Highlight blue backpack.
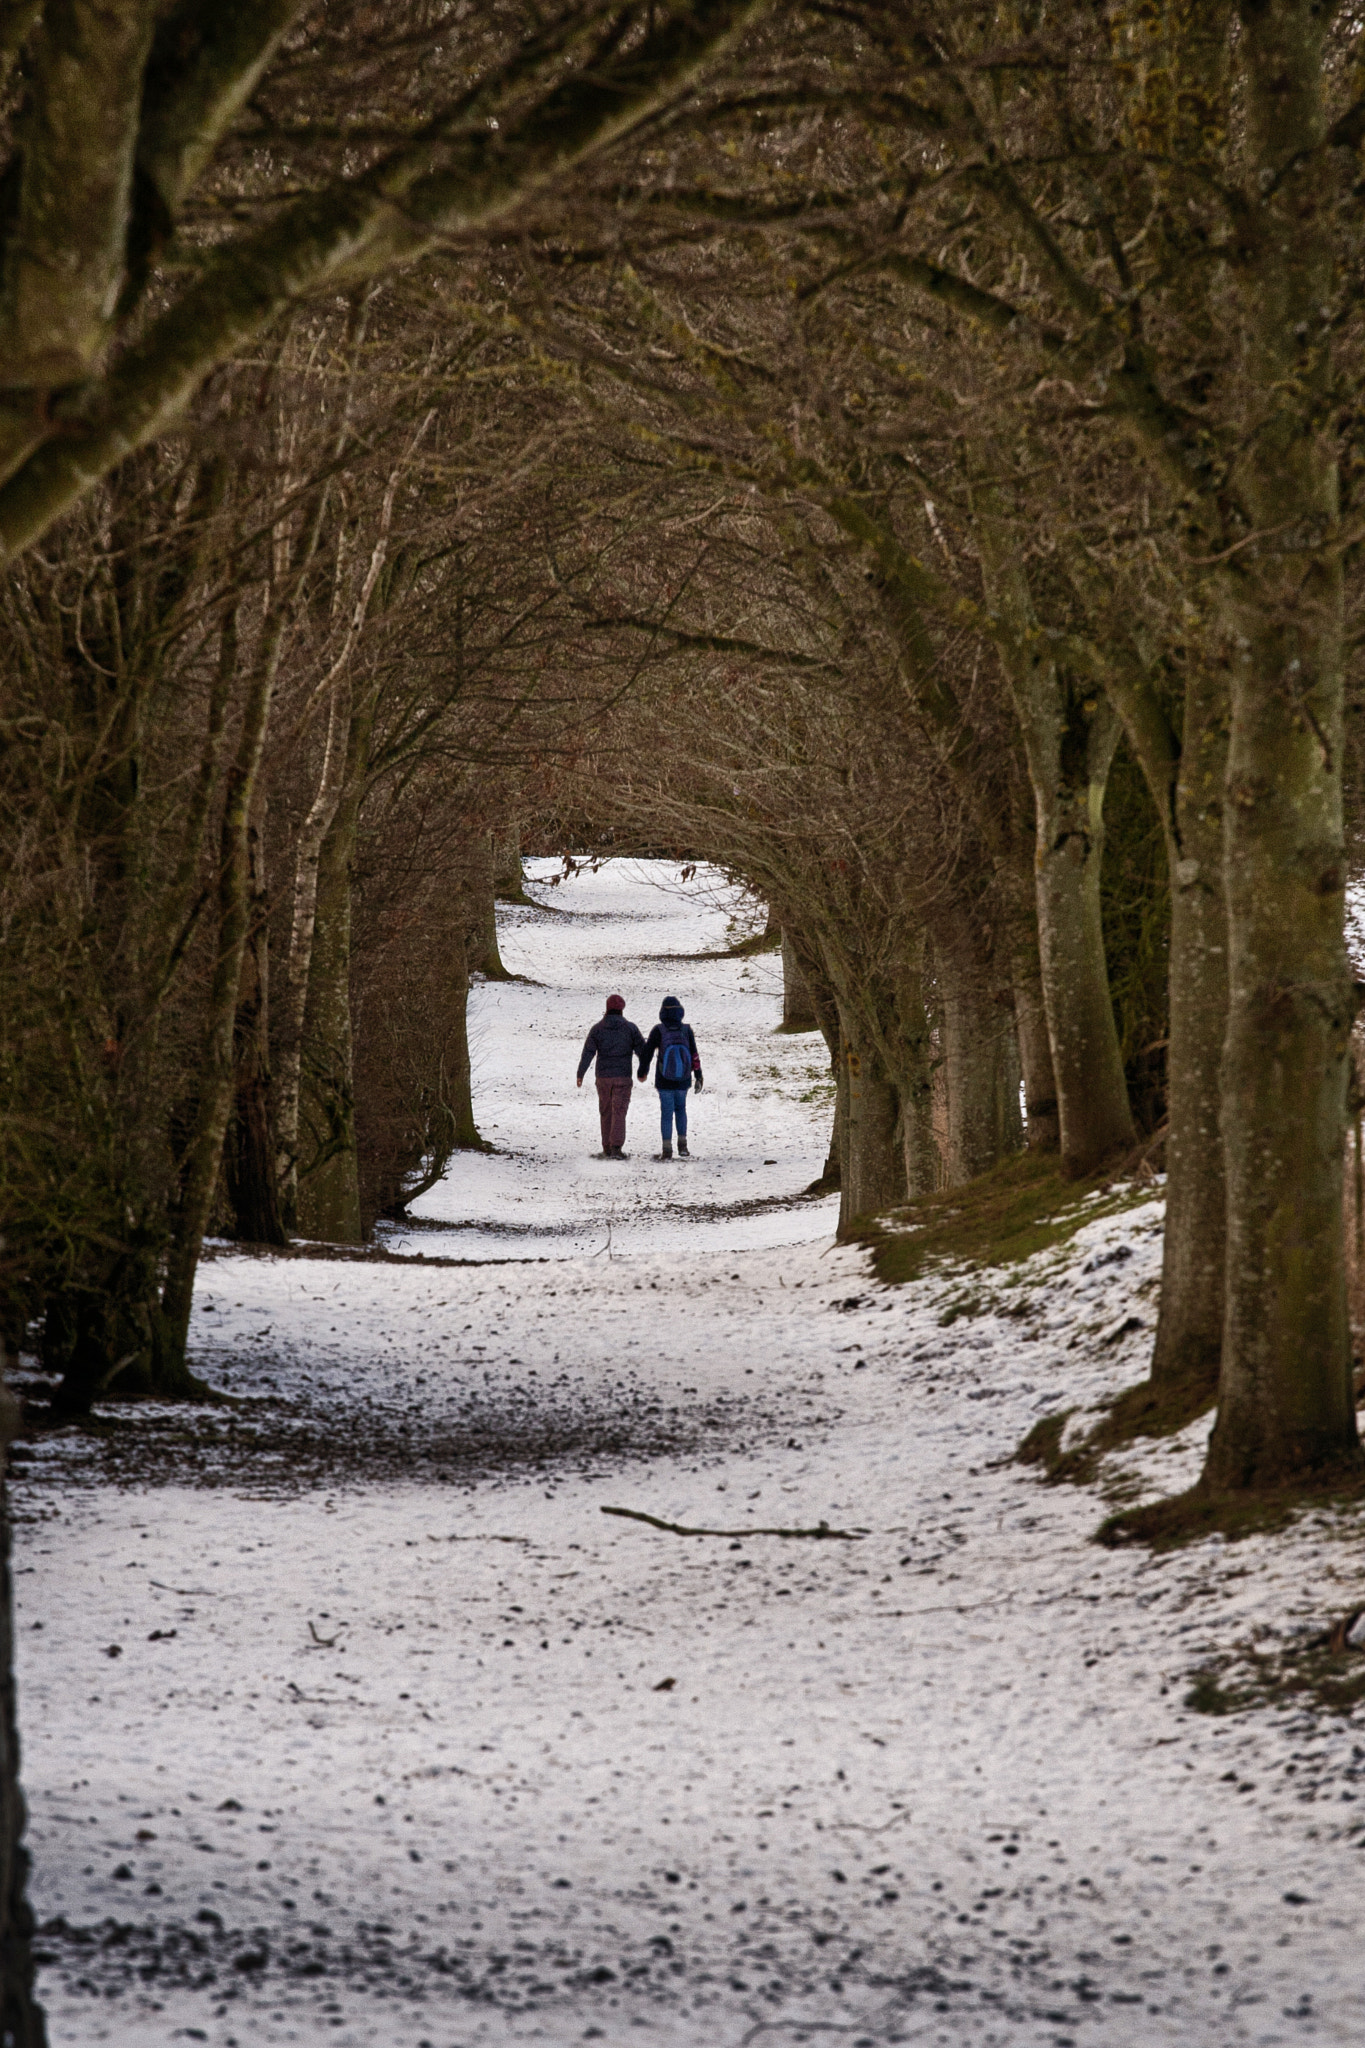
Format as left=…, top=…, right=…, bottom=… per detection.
left=659, top=1025, right=690, bottom=1085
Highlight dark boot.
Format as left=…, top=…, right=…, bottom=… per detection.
left=677, top=1136, right=690, bottom=1157
left=660, top=1142, right=673, bottom=1160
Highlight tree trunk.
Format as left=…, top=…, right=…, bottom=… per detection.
left=1201, top=2, right=1361, bottom=1490
left=158, top=608, right=280, bottom=1379
left=0, top=1373, right=46, bottom=2048
left=975, top=482, right=1134, bottom=1172
left=1078, top=598, right=1231, bottom=1412
left=1031, top=691, right=1133, bottom=1174
left=1011, top=939, right=1060, bottom=1154
left=295, top=701, right=372, bottom=1244
left=225, top=799, right=286, bottom=1245
left=894, top=925, right=939, bottom=1195
left=449, top=941, right=484, bottom=1151
left=786, top=926, right=842, bottom=1186
left=997, top=855, right=1060, bottom=1153
left=835, top=996, right=906, bottom=1233
left=466, top=833, right=513, bottom=981
left=1148, top=662, right=1228, bottom=1402
left=275, top=677, right=352, bottom=1229
left=493, top=823, right=532, bottom=904
left=935, top=920, right=1023, bottom=1186
left=780, top=932, right=817, bottom=1030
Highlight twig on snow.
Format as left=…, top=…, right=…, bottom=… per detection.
left=741, top=2022, right=865, bottom=2046
left=601, top=1505, right=864, bottom=1540
left=827, top=1808, right=913, bottom=1833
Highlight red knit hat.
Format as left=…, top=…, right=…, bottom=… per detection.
left=605, top=993, right=626, bottom=1011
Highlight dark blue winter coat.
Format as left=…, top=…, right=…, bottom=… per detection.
left=640, top=997, right=702, bottom=1091
left=577, top=1010, right=648, bottom=1082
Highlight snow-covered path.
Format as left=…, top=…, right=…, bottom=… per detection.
left=14, top=864, right=1365, bottom=2048
left=385, top=859, right=840, bottom=1259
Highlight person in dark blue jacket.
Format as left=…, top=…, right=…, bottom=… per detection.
left=577, top=994, right=648, bottom=1157
left=638, top=996, right=703, bottom=1159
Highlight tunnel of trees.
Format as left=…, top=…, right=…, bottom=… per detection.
left=4, top=0, right=1365, bottom=2030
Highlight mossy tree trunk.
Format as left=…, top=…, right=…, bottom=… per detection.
left=1153, top=662, right=1229, bottom=1404
left=894, top=925, right=939, bottom=1196
left=934, top=914, right=1023, bottom=1187
left=1010, top=929, right=1060, bottom=1155
left=834, top=996, right=906, bottom=1232
left=492, top=823, right=532, bottom=904
left=466, top=833, right=514, bottom=981
left=975, top=485, right=1134, bottom=1174
left=1200, top=0, right=1360, bottom=1490
left=1061, top=557, right=1231, bottom=1411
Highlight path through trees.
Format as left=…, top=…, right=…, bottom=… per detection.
left=12, top=866, right=1365, bottom=2046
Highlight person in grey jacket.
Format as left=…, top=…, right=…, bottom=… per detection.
left=576, top=993, right=648, bottom=1157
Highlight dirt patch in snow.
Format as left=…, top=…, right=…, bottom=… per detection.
left=11, top=1370, right=800, bottom=1500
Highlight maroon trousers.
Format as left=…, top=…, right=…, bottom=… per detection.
left=596, top=1076, right=632, bottom=1152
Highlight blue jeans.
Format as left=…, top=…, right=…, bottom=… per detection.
left=659, top=1088, right=688, bottom=1141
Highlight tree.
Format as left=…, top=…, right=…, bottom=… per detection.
left=0, top=0, right=771, bottom=561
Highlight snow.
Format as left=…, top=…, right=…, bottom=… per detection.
left=14, top=860, right=1365, bottom=2048
left=381, top=859, right=839, bottom=1259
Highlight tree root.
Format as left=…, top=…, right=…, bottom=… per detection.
left=1096, top=1463, right=1365, bottom=1550
left=601, top=1505, right=863, bottom=1539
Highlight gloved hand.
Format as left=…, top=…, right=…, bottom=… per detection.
left=695, top=1072, right=704, bottom=1091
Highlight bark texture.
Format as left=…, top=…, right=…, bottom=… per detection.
left=975, top=491, right=1134, bottom=1173
left=1010, top=937, right=1060, bottom=1154
left=1203, top=0, right=1361, bottom=1487
left=225, top=803, right=286, bottom=1245
left=780, top=932, right=817, bottom=1030
left=1149, top=662, right=1228, bottom=1400
left=786, top=927, right=842, bottom=1186
left=295, top=700, right=372, bottom=1244
left=895, top=926, right=938, bottom=1196
left=0, top=0, right=770, bottom=563
left=936, top=921, right=1023, bottom=1186
left=836, top=1002, right=906, bottom=1231
left=158, top=605, right=279, bottom=1374
left=0, top=1376, right=47, bottom=2048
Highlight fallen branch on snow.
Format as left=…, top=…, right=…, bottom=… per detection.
left=601, top=1505, right=863, bottom=1540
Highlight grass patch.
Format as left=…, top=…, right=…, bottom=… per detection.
left=859, top=1150, right=1155, bottom=1288
left=1097, top=1463, right=1365, bottom=1550
left=1183, top=1607, right=1365, bottom=1718
left=1011, top=1364, right=1219, bottom=1490
left=1014, top=1408, right=1092, bottom=1480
